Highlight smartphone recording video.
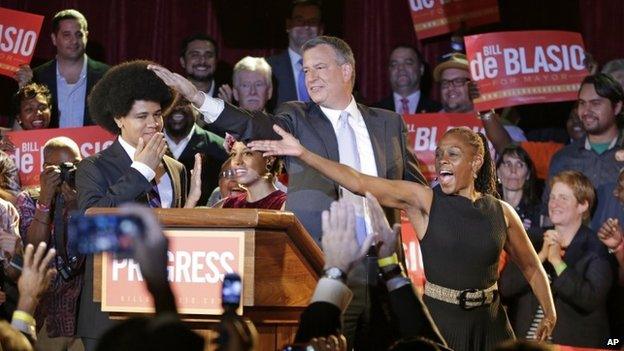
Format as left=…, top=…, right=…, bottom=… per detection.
left=222, top=273, right=242, bottom=309
left=69, top=213, right=145, bottom=256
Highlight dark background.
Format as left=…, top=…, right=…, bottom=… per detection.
left=0, top=0, right=622, bottom=130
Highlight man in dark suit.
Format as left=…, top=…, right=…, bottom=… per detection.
left=164, top=99, right=227, bottom=206
left=151, top=35, right=426, bottom=350
left=179, top=34, right=223, bottom=98
left=375, top=45, right=440, bottom=114
left=267, top=0, right=323, bottom=108
left=75, top=60, right=187, bottom=351
left=15, top=9, right=109, bottom=128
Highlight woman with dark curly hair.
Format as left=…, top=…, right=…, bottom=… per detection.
left=12, top=82, right=52, bottom=130
left=250, top=126, right=557, bottom=350
left=74, top=60, right=188, bottom=350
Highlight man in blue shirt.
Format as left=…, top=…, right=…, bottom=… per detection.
left=15, top=9, right=109, bottom=128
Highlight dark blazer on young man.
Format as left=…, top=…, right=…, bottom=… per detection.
left=173, top=125, right=227, bottom=206
left=374, top=93, right=441, bottom=114
left=206, top=101, right=426, bottom=242
left=74, top=138, right=187, bottom=347
left=32, top=57, right=110, bottom=128
left=499, top=225, right=612, bottom=348
left=267, top=50, right=298, bottom=109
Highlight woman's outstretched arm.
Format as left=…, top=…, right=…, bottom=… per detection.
left=249, top=125, right=429, bottom=211
left=501, top=201, right=557, bottom=342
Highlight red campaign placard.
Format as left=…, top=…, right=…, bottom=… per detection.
left=0, top=7, right=44, bottom=78
left=103, top=229, right=245, bottom=314
left=408, top=0, right=499, bottom=40
left=5, top=126, right=116, bottom=188
left=403, top=113, right=484, bottom=182
left=465, top=30, right=587, bottom=111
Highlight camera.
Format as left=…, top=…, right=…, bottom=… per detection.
left=59, top=162, right=77, bottom=187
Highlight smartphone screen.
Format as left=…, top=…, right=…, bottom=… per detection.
left=69, top=213, right=145, bottom=255
left=222, top=273, right=242, bottom=308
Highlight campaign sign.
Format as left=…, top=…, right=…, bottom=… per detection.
left=102, top=229, right=245, bottom=314
left=403, top=113, right=484, bottom=182
left=465, top=31, right=587, bottom=111
left=409, top=0, right=499, bottom=40
left=0, top=7, right=44, bottom=77
left=4, top=126, right=115, bottom=188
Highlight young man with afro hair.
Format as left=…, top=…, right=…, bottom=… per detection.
left=74, top=60, right=188, bottom=351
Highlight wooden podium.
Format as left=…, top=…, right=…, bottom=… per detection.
left=88, top=208, right=324, bottom=351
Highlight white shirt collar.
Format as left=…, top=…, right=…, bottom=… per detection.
left=165, top=125, right=196, bottom=160
left=393, top=91, right=421, bottom=109
left=55, top=54, right=88, bottom=82
left=117, top=136, right=138, bottom=161
left=165, top=124, right=195, bottom=146
left=319, top=96, right=360, bottom=127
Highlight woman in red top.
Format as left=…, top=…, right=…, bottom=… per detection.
left=187, top=140, right=285, bottom=209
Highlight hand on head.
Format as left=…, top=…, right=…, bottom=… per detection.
left=16, top=242, right=56, bottom=315
left=365, top=192, right=400, bottom=258
left=134, top=133, right=167, bottom=171
left=321, top=198, right=375, bottom=273
left=148, top=65, right=203, bottom=107
left=248, top=125, right=304, bottom=157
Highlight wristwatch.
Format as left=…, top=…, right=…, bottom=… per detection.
left=323, top=267, right=347, bottom=283
left=477, top=109, right=496, bottom=121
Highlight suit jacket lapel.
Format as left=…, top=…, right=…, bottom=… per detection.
left=163, top=156, right=182, bottom=208
left=359, top=104, right=387, bottom=177
left=308, top=104, right=340, bottom=161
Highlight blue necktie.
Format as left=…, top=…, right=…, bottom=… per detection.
left=297, top=59, right=310, bottom=102
left=147, top=180, right=162, bottom=208
left=337, top=111, right=367, bottom=245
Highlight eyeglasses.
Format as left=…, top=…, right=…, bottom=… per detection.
left=440, top=77, right=470, bottom=89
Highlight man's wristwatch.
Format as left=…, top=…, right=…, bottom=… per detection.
left=323, top=267, right=347, bottom=284
left=477, top=109, right=496, bottom=121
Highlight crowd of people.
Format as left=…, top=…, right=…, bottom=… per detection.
left=0, top=1, right=622, bottom=350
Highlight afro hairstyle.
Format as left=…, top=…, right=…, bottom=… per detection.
left=88, top=60, right=175, bottom=134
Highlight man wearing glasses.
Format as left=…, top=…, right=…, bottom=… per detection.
left=433, top=53, right=474, bottom=113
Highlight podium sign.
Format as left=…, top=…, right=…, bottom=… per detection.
left=101, top=228, right=246, bottom=314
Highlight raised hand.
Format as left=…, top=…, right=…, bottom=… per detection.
left=217, top=84, right=233, bottom=104
left=185, top=153, right=203, bottom=208
left=248, top=125, right=304, bottom=157
left=365, top=192, right=399, bottom=258
left=14, top=65, right=33, bottom=88
left=17, top=242, right=57, bottom=315
left=321, top=198, right=374, bottom=274
left=598, top=218, right=623, bottom=251
left=134, top=133, right=167, bottom=171
left=148, top=65, right=203, bottom=107
left=119, top=204, right=168, bottom=290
